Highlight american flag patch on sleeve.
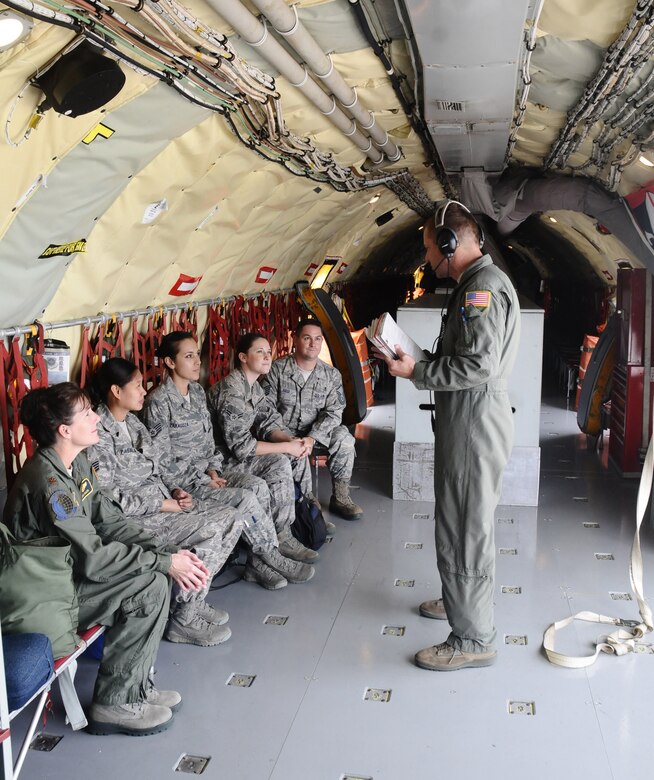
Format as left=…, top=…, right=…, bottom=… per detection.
left=465, top=290, right=491, bottom=308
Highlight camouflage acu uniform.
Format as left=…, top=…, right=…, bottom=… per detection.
left=141, top=376, right=279, bottom=549
left=261, top=356, right=355, bottom=494
left=206, top=368, right=309, bottom=534
left=89, top=404, right=245, bottom=601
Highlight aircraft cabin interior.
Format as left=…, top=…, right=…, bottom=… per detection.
left=0, top=0, right=653, bottom=778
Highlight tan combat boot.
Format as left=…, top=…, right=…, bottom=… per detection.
left=329, top=479, right=363, bottom=520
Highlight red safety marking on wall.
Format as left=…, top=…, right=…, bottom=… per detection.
left=169, top=274, right=202, bottom=297
left=255, top=266, right=276, bottom=284
left=304, top=263, right=319, bottom=277
left=336, top=262, right=348, bottom=275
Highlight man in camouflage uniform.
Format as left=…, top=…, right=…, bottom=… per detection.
left=379, top=201, right=520, bottom=671
left=91, top=403, right=314, bottom=595
left=261, top=319, right=362, bottom=520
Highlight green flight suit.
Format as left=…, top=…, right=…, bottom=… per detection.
left=3, top=447, right=176, bottom=704
left=412, top=255, right=520, bottom=653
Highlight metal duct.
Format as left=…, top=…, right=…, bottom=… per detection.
left=492, top=172, right=654, bottom=274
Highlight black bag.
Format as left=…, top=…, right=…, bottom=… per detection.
left=291, top=483, right=327, bottom=551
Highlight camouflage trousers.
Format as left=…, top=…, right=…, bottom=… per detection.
left=224, top=453, right=304, bottom=540
left=137, top=504, right=244, bottom=602
left=192, top=480, right=278, bottom=555
left=291, top=425, right=355, bottom=494
left=77, top=570, right=169, bottom=704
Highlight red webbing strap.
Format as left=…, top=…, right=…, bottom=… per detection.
left=79, top=319, right=125, bottom=389
left=131, top=318, right=148, bottom=386
left=79, top=326, right=94, bottom=389
left=207, top=303, right=231, bottom=385
left=273, top=292, right=288, bottom=357
left=251, top=294, right=273, bottom=341
left=170, top=306, right=198, bottom=339
left=96, top=319, right=125, bottom=362
left=131, top=312, right=167, bottom=390
left=78, top=320, right=125, bottom=388
left=0, top=328, right=48, bottom=485
left=230, top=296, right=252, bottom=346
left=148, top=311, right=167, bottom=388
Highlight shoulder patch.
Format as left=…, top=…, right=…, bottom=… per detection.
left=79, top=477, right=94, bottom=501
left=49, top=490, right=79, bottom=521
left=47, top=476, right=57, bottom=486
left=149, top=421, right=162, bottom=437
left=465, top=290, right=491, bottom=309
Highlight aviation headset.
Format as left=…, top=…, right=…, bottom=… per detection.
left=433, top=200, right=485, bottom=258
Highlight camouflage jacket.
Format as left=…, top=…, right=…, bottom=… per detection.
left=141, top=375, right=224, bottom=491
left=207, top=368, right=287, bottom=462
left=88, top=403, right=174, bottom=517
left=260, top=355, right=346, bottom=446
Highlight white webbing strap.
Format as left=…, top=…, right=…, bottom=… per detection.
left=543, top=436, right=654, bottom=668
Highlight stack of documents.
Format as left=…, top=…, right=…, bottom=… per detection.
left=366, top=312, right=427, bottom=363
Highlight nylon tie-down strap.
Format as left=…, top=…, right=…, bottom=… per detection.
left=543, top=436, right=654, bottom=668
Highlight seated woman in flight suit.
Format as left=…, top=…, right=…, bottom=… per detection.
left=3, top=383, right=207, bottom=736
left=206, top=332, right=335, bottom=537
left=141, top=331, right=318, bottom=564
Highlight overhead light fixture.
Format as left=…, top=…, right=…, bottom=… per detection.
left=639, top=155, right=654, bottom=167
left=548, top=216, right=558, bottom=223
left=418, top=225, right=424, bottom=231
left=0, top=10, right=33, bottom=52
left=310, top=257, right=338, bottom=289
left=369, top=193, right=381, bottom=204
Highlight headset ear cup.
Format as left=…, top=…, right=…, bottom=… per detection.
left=436, top=227, right=458, bottom=257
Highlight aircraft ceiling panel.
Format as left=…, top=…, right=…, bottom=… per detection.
left=403, top=0, right=529, bottom=66
left=0, top=82, right=209, bottom=327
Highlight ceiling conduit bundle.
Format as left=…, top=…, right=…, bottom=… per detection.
left=248, top=0, right=400, bottom=162
left=207, top=0, right=385, bottom=164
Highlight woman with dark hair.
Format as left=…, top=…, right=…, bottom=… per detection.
left=3, top=383, right=206, bottom=736
left=91, top=358, right=314, bottom=593
left=206, top=332, right=335, bottom=537
left=142, top=332, right=318, bottom=563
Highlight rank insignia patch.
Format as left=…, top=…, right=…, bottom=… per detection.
left=465, top=290, right=491, bottom=309
left=49, top=490, right=78, bottom=520
left=79, top=477, right=94, bottom=501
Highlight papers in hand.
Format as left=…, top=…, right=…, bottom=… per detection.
left=366, top=312, right=427, bottom=363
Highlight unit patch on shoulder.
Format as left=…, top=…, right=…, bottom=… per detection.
left=465, top=290, right=491, bottom=309
left=79, top=477, right=94, bottom=501
left=49, top=490, right=78, bottom=521
left=47, top=476, right=57, bottom=486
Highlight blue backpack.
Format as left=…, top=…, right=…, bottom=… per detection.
left=291, top=483, right=327, bottom=551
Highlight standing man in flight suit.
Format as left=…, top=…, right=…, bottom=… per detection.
left=379, top=201, right=520, bottom=671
